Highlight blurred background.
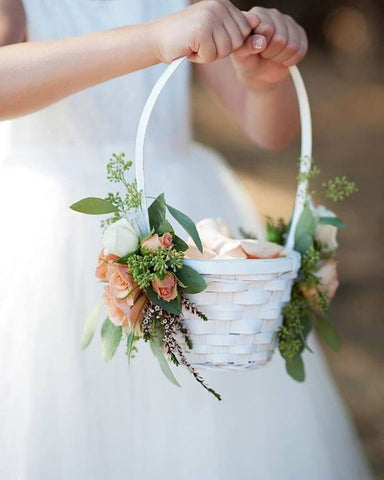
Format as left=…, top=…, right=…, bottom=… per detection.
left=193, top=0, right=384, bottom=477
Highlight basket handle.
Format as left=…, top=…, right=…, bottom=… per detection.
left=135, top=56, right=312, bottom=251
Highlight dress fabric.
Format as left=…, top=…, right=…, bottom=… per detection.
left=0, top=1, right=373, bottom=479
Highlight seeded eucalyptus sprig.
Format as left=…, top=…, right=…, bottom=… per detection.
left=127, top=247, right=185, bottom=289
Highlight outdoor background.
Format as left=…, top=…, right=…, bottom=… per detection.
left=193, top=1, right=384, bottom=478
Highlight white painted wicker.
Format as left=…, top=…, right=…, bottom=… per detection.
left=135, top=57, right=313, bottom=370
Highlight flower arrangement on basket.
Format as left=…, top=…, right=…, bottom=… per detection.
left=70, top=58, right=357, bottom=400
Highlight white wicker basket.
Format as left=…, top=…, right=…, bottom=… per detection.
left=135, top=57, right=313, bottom=371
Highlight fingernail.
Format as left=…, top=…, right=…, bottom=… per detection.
left=253, top=36, right=265, bottom=50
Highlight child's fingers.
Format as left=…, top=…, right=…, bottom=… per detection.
left=242, top=11, right=260, bottom=32
left=222, top=12, right=247, bottom=51
left=282, top=25, right=308, bottom=66
left=213, top=26, right=233, bottom=58
left=269, top=16, right=300, bottom=64
left=233, top=34, right=267, bottom=61
left=258, top=10, right=290, bottom=60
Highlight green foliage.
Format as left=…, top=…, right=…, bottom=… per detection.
left=175, top=265, right=207, bottom=294
left=173, top=235, right=189, bottom=252
left=285, top=355, right=305, bottom=382
left=127, top=247, right=184, bottom=289
left=101, top=317, right=122, bottom=362
left=318, top=216, right=345, bottom=229
left=315, top=314, right=341, bottom=352
left=81, top=302, right=103, bottom=349
left=125, top=329, right=138, bottom=364
left=148, top=194, right=167, bottom=232
left=266, top=217, right=287, bottom=245
left=297, top=162, right=320, bottom=184
left=322, top=176, right=358, bottom=202
left=166, top=203, right=203, bottom=253
left=150, top=336, right=181, bottom=387
left=294, top=203, right=315, bottom=254
left=70, top=197, right=117, bottom=215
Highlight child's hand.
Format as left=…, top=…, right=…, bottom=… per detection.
left=153, top=0, right=259, bottom=64
left=230, top=7, right=308, bottom=89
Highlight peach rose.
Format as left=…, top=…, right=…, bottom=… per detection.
left=152, top=273, right=178, bottom=302
left=302, top=258, right=339, bottom=306
left=103, top=287, right=129, bottom=326
left=123, top=294, right=148, bottom=335
left=104, top=287, right=147, bottom=328
left=107, top=264, right=139, bottom=300
left=141, top=233, right=173, bottom=252
left=95, top=249, right=119, bottom=281
left=160, top=232, right=173, bottom=249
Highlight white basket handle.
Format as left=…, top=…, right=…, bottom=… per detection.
left=135, top=56, right=312, bottom=251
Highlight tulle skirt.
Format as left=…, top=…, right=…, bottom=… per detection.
left=0, top=142, right=372, bottom=479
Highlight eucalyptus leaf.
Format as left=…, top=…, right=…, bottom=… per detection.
left=70, top=197, right=117, bottom=215
left=157, top=219, right=174, bottom=235
left=294, top=203, right=315, bottom=254
left=173, top=235, right=189, bottom=252
left=148, top=194, right=166, bottom=232
left=115, top=249, right=139, bottom=264
left=316, top=315, right=341, bottom=352
left=145, top=288, right=182, bottom=315
left=166, top=204, right=203, bottom=253
left=101, top=317, right=122, bottom=362
left=81, top=302, right=103, bottom=349
left=176, top=265, right=207, bottom=294
left=126, top=329, right=136, bottom=365
left=318, top=216, right=345, bottom=229
left=285, top=355, right=305, bottom=382
left=150, top=338, right=181, bottom=387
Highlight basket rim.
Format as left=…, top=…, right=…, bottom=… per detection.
left=183, top=250, right=301, bottom=275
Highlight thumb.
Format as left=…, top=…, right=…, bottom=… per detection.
left=244, top=34, right=267, bottom=53
left=242, top=11, right=260, bottom=30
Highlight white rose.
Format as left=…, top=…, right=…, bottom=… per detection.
left=310, top=204, right=338, bottom=253
left=103, top=218, right=139, bottom=257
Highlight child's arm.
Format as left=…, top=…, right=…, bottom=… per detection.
left=195, top=4, right=308, bottom=150
left=0, top=0, right=256, bottom=120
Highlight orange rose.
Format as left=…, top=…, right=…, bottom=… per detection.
left=95, top=249, right=119, bottom=281
left=152, top=273, right=178, bottom=302
left=141, top=233, right=173, bottom=252
left=107, top=264, right=139, bottom=300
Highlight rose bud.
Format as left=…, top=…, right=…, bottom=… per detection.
left=152, top=273, right=178, bottom=302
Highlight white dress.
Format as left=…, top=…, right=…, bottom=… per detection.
left=0, top=1, right=373, bottom=479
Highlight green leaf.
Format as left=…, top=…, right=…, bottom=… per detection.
left=145, top=288, right=182, bottom=315
left=150, top=337, right=181, bottom=387
left=318, top=216, right=345, bottom=229
left=126, top=329, right=136, bottom=365
left=70, top=197, right=117, bottom=215
left=81, top=302, right=103, bottom=349
left=294, top=203, right=315, bottom=254
left=148, top=194, right=166, bottom=232
left=166, top=204, right=203, bottom=253
left=115, top=249, right=139, bottom=264
left=173, top=235, right=189, bottom=252
left=157, top=219, right=174, bottom=235
left=175, top=265, right=207, bottom=294
left=285, top=355, right=305, bottom=382
left=101, top=317, right=122, bottom=362
left=316, top=315, right=341, bottom=352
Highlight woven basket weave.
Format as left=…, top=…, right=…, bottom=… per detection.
left=135, top=57, right=313, bottom=371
